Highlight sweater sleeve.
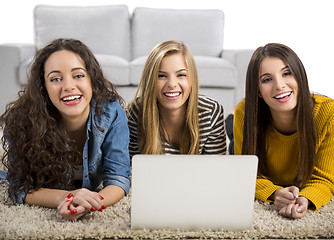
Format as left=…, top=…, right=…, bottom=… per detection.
left=299, top=119, right=334, bottom=210
left=233, top=99, right=245, bottom=155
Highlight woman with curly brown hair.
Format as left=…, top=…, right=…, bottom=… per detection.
left=0, top=38, right=131, bottom=220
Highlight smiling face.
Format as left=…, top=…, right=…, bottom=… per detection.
left=155, top=53, right=192, bottom=114
left=258, top=57, right=298, bottom=117
left=44, top=50, right=92, bottom=122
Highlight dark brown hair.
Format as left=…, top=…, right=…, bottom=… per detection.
left=1, top=38, right=123, bottom=201
left=243, top=43, right=316, bottom=188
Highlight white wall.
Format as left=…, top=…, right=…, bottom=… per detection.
left=1, top=0, right=333, bottom=98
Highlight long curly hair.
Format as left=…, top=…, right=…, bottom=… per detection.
left=1, top=38, right=124, bottom=201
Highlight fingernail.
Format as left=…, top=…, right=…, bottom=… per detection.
left=102, top=205, right=105, bottom=209
left=66, top=199, right=71, bottom=202
left=70, top=209, right=77, bottom=215
left=99, top=195, right=104, bottom=200
left=91, top=207, right=95, bottom=212
left=67, top=193, right=73, bottom=199
left=99, top=208, right=103, bottom=212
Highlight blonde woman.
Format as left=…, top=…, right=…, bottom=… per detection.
left=127, top=40, right=226, bottom=156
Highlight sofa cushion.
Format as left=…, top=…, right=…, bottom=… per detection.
left=129, top=56, right=147, bottom=86
left=194, top=56, right=237, bottom=88
left=132, top=7, right=224, bottom=59
left=19, top=58, right=32, bottom=85
left=130, top=56, right=236, bottom=88
left=34, top=5, right=131, bottom=60
left=95, top=54, right=130, bottom=86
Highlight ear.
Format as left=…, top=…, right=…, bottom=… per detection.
left=258, top=92, right=262, bottom=98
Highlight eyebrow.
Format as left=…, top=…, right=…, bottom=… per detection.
left=46, top=67, right=87, bottom=78
left=159, top=68, right=187, bottom=74
left=259, top=65, right=289, bottom=79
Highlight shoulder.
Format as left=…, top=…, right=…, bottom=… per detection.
left=235, top=98, right=245, bottom=116
left=100, top=99, right=125, bottom=116
left=313, top=94, right=334, bottom=119
left=313, top=94, right=334, bottom=109
left=234, top=98, right=245, bottom=127
left=91, top=99, right=127, bottom=128
left=312, top=93, right=334, bottom=131
left=126, top=97, right=141, bottom=122
left=198, top=95, right=223, bottom=114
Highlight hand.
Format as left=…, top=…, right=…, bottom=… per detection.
left=57, top=189, right=105, bottom=221
left=278, top=196, right=308, bottom=219
left=274, top=186, right=299, bottom=211
left=57, top=193, right=86, bottom=221
left=70, top=188, right=105, bottom=213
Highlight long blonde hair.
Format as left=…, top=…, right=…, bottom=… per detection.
left=128, top=40, right=199, bottom=154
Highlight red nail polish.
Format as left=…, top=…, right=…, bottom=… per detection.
left=70, top=209, right=77, bottom=215
left=67, top=193, right=73, bottom=199
left=102, top=205, right=105, bottom=209
left=91, top=207, right=95, bottom=212
left=66, top=199, right=71, bottom=202
left=99, top=195, right=104, bottom=200
left=98, top=208, right=103, bottom=212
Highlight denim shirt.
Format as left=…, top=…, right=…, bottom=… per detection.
left=11, top=99, right=131, bottom=204
left=81, top=99, right=131, bottom=195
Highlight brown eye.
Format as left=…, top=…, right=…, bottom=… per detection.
left=50, top=77, right=62, bottom=82
left=261, top=77, right=271, bottom=83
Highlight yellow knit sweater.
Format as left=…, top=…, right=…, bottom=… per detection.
left=234, top=94, right=334, bottom=210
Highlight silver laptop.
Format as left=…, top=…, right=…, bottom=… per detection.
left=130, top=154, right=258, bottom=231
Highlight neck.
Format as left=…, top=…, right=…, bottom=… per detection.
left=159, top=106, right=186, bottom=144
left=61, top=109, right=90, bottom=142
left=62, top=115, right=88, bottom=133
left=270, top=109, right=297, bottom=135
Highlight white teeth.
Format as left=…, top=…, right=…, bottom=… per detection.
left=62, top=95, right=81, bottom=101
left=164, top=92, right=181, bottom=97
left=274, top=92, right=291, bottom=99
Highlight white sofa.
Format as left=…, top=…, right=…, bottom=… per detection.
left=0, top=5, right=253, bottom=114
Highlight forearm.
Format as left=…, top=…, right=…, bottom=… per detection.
left=98, top=185, right=125, bottom=207
left=25, top=188, right=70, bottom=208
left=256, top=178, right=282, bottom=202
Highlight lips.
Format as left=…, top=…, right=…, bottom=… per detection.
left=61, top=95, right=82, bottom=102
left=273, top=91, right=292, bottom=99
left=61, top=94, right=82, bottom=106
left=163, top=92, right=181, bottom=98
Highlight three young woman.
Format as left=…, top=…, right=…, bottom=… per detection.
left=0, top=39, right=131, bottom=220
left=234, top=43, right=334, bottom=218
left=1, top=38, right=333, bottom=221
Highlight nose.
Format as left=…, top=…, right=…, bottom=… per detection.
left=275, top=77, right=286, bottom=90
left=63, top=75, right=76, bottom=92
left=166, top=75, right=177, bottom=89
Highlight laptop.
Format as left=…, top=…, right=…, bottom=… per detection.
left=130, top=154, right=258, bottom=231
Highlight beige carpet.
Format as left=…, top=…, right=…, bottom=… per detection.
left=0, top=181, right=334, bottom=239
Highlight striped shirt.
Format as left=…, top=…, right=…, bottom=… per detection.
left=127, top=95, right=227, bottom=158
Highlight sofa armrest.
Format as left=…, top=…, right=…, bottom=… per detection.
left=222, top=49, right=254, bottom=106
left=0, top=43, right=36, bottom=114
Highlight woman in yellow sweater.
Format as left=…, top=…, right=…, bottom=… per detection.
left=234, top=43, right=334, bottom=219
